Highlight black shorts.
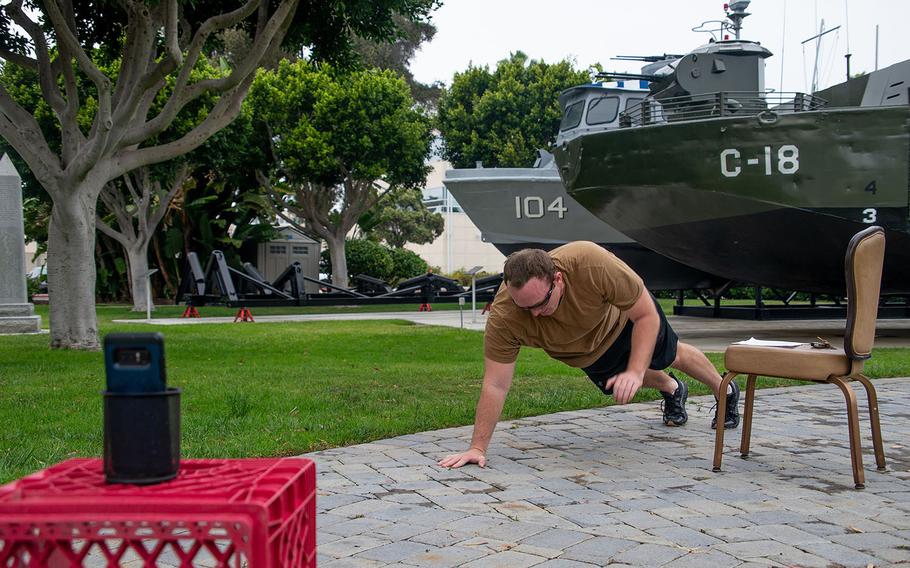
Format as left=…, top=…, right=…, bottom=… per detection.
left=582, top=295, right=679, bottom=396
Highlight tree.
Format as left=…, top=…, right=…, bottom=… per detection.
left=0, top=0, right=439, bottom=349
left=249, top=60, right=432, bottom=287
left=320, top=239, right=427, bottom=284
left=360, top=188, right=443, bottom=248
left=437, top=52, right=591, bottom=168
left=343, top=238, right=394, bottom=281
left=96, top=164, right=190, bottom=311
left=351, top=14, right=442, bottom=108
left=388, top=246, right=427, bottom=282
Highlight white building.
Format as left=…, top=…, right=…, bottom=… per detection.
left=24, top=242, right=45, bottom=273
left=405, top=160, right=505, bottom=274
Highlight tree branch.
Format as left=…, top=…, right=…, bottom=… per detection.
left=110, top=4, right=153, bottom=112
left=98, top=182, right=133, bottom=246
left=113, top=77, right=252, bottom=176
left=257, top=170, right=324, bottom=240
left=58, top=52, right=84, bottom=160
left=0, top=48, right=37, bottom=70
left=180, top=0, right=294, bottom=101
left=0, top=86, right=62, bottom=190
left=5, top=1, right=67, bottom=117
left=124, top=0, right=299, bottom=147
left=42, top=0, right=115, bottom=180
left=96, top=211, right=130, bottom=247
left=136, top=169, right=153, bottom=238
left=114, top=0, right=183, bottom=118
left=122, top=170, right=141, bottom=205
left=163, top=0, right=183, bottom=68
left=122, top=0, right=264, bottom=146
left=149, top=163, right=189, bottom=229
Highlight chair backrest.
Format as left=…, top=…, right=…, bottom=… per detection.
left=844, top=226, right=886, bottom=360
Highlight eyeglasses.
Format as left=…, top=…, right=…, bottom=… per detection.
left=519, top=280, right=555, bottom=311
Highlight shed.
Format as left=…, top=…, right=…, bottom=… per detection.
left=255, top=226, right=321, bottom=293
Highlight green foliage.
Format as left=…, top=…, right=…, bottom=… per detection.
left=359, top=188, right=444, bottom=247
left=444, top=268, right=498, bottom=287
left=95, top=246, right=128, bottom=302
left=249, top=59, right=433, bottom=286
left=1, top=1, right=441, bottom=315
left=21, top=197, right=50, bottom=257
left=343, top=239, right=395, bottom=281
left=437, top=51, right=591, bottom=168
left=351, top=14, right=443, bottom=108
left=388, top=247, right=428, bottom=282
left=2, top=51, right=274, bottom=300
left=249, top=60, right=432, bottom=188
left=25, top=269, right=46, bottom=301
left=321, top=240, right=429, bottom=284
left=0, top=1, right=441, bottom=70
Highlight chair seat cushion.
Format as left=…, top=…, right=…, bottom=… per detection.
left=724, top=344, right=851, bottom=381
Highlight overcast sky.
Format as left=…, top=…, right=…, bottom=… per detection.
left=410, top=0, right=910, bottom=94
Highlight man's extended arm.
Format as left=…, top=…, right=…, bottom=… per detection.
left=605, top=291, right=660, bottom=404
left=437, top=357, right=515, bottom=468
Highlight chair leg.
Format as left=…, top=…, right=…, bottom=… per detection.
left=853, top=374, right=886, bottom=471
left=829, top=377, right=865, bottom=489
left=713, top=371, right=738, bottom=472
left=740, top=374, right=758, bottom=457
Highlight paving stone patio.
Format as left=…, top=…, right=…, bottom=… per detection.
left=306, top=377, right=910, bottom=567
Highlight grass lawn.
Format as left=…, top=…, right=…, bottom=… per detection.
left=1, top=304, right=908, bottom=484
left=81, top=297, right=802, bottom=321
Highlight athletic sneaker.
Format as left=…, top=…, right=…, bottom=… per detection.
left=711, top=379, right=741, bottom=429
left=660, top=373, right=688, bottom=426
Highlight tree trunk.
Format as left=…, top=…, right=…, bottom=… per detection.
left=326, top=234, right=348, bottom=288
left=47, top=190, right=101, bottom=350
left=126, top=242, right=152, bottom=312
left=152, top=237, right=176, bottom=297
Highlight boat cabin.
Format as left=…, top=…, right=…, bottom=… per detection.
left=555, top=84, right=648, bottom=144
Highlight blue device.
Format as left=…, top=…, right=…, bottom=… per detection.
left=103, top=333, right=167, bottom=393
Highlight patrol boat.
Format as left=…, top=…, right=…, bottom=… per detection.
left=553, top=1, right=910, bottom=295
left=443, top=84, right=724, bottom=291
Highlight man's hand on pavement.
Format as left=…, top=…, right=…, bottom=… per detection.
left=605, top=370, right=644, bottom=404
left=438, top=447, right=486, bottom=469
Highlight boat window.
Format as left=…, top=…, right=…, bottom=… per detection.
left=560, top=101, right=584, bottom=131
left=586, top=96, right=620, bottom=125
left=625, top=97, right=644, bottom=111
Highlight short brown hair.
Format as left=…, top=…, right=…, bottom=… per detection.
left=503, top=248, right=555, bottom=288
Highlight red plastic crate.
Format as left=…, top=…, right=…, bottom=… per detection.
left=0, top=458, right=316, bottom=567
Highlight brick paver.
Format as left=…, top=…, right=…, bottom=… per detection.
left=307, top=378, right=910, bottom=566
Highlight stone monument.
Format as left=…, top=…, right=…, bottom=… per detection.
left=0, top=153, right=41, bottom=333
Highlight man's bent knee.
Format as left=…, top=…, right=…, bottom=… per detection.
left=671, top=342, right=700, bottom=369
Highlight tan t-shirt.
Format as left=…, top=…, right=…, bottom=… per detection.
left=484, top=241, right=644, bottom=368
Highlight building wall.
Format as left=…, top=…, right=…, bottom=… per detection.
left=405, top=210, right=505, bottom=274
left=254, top=226, right=321, bottom=293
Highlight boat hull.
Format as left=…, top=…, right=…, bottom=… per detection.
left=556, top=106, right=910, bottom=294
left=443, top=168, right=725, bottom=290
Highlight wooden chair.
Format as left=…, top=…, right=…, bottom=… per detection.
left=712, top=225, right=887, bottom=488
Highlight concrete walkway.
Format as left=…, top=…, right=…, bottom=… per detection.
left=307, top=378, right=910, bottom=567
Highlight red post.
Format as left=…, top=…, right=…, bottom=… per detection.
left=234, top=307, right=254, bottom=322
left=181, top=306, right=200, bottom=318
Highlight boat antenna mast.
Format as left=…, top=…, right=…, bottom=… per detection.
left=691, top=0, right=752, bottom=41
left=725, top=0, right=752, bottom=40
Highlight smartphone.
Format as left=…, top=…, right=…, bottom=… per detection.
left=103, top=333, right=167, bottom=393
